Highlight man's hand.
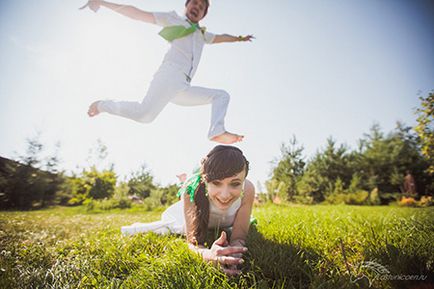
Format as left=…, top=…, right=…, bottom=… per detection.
left=238, top=35, right=255, bottom=42
left=79, top=0, right=101, bottom=12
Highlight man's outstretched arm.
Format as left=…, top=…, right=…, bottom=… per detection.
left=80, top=0, right=156, bottom=24
left=212, top=34, right=255, bottom=44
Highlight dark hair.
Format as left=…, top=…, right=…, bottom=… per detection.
left=187, top=145, right=249, bottom=245
left=185, top=0, right=210, bottom=17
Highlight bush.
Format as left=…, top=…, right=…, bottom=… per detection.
left=368, top=188, right=381, bottom=205
left=324, top=190, right=369, bottom=205
left=143, top=189, right=165, bottom=211
left=346, top=190, right=369, bottom=205
left=63, top=168, right=117, bottom=206
left=83, top=198, right=95, bottom=211
left=160, top=184, right=180, bottom=206
left=96, top=198, right=132, bottom=210
left=398, top=195, right=433, bottom=208
left=418, top=195, right=433, bottom=207
left=84, top=197, right=132, bottom=211
left=85, top=169, right=117, bottom=200
left=324, top=193, right=347, bottom=205
left=117, top=198, right=131, bottom=209
left=82, top=182, right=132, bottom=211
left=127, top=165, right=156, bottom=199
left=398, top=196, right=417, bottom=207
left=380, top=192, right=401, bottom=205
left=293, top=195, right=314, bottom=205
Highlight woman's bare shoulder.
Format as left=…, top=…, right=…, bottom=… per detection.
left=242, top=179, right=255, bottom=203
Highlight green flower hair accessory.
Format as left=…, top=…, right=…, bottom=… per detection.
left=177, top=168, right=202, bottom=202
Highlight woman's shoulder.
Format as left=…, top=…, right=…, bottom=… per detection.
left=242, top=179, right=255, bottom=203
left=244, top=179, right=255, bottom=193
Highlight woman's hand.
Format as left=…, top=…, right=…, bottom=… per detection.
left=79, top=0, right=101, bottom=13
left=201, top=231, right=247, bottom=276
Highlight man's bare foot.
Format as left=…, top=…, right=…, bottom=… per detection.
left=88, top=101, right=101, bottom=117
left=211, top=132, right=244, bottom=144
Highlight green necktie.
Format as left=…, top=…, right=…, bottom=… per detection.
left=159, top=22, right=199, bottom=42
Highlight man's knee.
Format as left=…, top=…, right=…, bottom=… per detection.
left=216, top=89, right=230, bottom=103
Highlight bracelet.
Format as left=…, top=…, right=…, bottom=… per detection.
left=238, top=35, right=243, bottom=41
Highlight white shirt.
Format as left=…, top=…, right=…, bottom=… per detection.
left=153, top=11, right=216, bottom=79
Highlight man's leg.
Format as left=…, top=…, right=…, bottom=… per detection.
left=89, top=67, right=185, bottom=123
left=172, top=86, right=243, bottom=144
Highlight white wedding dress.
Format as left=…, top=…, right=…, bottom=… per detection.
left=121, top=194, right=242, bottom=236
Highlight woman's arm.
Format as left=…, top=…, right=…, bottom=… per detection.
left=229, top=179, right=255, bottom=247
left=82, top=0, right=156, bottom=23
left=183, top=193, right=246, bottom=275
left=212, top=34, right=254, bottom=44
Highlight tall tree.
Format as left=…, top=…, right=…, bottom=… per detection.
left=297, top=137, right=353, bottom=201
left=414, top=92, right=434, bottom=175
left=358, top=122, right=429, bottom=195
left=270, top=136, right=305, bottom=201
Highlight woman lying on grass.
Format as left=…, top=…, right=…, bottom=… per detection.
left=182, top=145, right=255, bottom=275
left=122, top=145, right=255, bottom=275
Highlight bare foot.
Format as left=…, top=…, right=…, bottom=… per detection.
left=88, top=101, right=101, bottom=117
left=176, top=173, right=187, bottom=183
left=211, top=132, right=244, bottom=144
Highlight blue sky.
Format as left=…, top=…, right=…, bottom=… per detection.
left=1, top=0, right=433, bottom=188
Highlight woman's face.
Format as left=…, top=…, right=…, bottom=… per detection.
left=206, top=170, right=246, bottom=210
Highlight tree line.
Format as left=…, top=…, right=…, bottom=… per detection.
left=0, top=138, right=178, bottom=210
left=267, top=92, right=433, bottom=205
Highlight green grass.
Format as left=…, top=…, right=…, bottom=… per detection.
left=0, top=204, right=433, bottom=289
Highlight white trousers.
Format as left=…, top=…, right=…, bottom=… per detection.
left=98, top=62, right=229, bottom=139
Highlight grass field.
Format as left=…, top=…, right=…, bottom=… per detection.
left=0, top=204, right=433, bottom=289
